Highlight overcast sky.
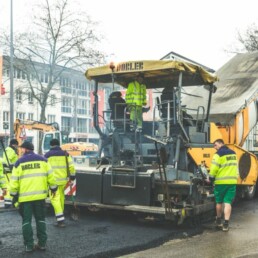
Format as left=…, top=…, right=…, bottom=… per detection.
left=1, top=0, right=258, bottom=70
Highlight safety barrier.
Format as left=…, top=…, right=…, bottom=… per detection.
left=0, top=189, right=4, bottom=208
left=64, top=180, right=76, bottom=196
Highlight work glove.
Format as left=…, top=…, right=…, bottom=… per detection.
left=3, top=164, right=13, bottom=174
left=69, top=175, right=76, bottom=181
left=12, top=194, right=19, bottom=208
left=142, top=106, right=150, bottom=113
left=50, top=187, right=57, bottom=197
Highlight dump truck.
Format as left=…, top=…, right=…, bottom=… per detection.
left=63, top=59, right=257, bottom=224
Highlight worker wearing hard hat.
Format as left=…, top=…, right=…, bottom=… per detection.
left=10, top=141, right=57, bottom=253
left=44, top=139, right=76, bottom=228
left=125, top=74, right=148, bottom=130
left=2, top=139, right=19, bottom=208
left=209, top=139, right=239, bottom=232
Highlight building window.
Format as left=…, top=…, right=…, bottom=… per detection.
left=50, top=95, right=56, bottom=106
left=16, top=90, right=22, bottom=102
left=44, top=73, right=49, bottom=83
left=40, top=73, right=44, bottom=83
left=47, top=115, right=56, bottom=123
left=61, top=117, right=72, bottom=133
left=16, top=112, right=25, bottom=120
left=3, top=111, right=9, bottom=130
left=22, top=71, right=26, bottom=80
left=28, top=92, right=33, bottom=104
left=77, top=118, right=87, bottom=133
left=15, top=68, right=21, bottom=79
left=77, top=99, right=86, bottom=115
left=61, top=97, right=72, bottom=113
left=28, top=113, right=34, bottom=120
left=3, top=69, right=9, bottom=77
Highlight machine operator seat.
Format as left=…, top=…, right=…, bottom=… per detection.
left=160, top=87, right=176, bottom=121
left=108, top=91, right=130, bottom=130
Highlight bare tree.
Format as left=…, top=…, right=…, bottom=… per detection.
left=226, top=23, right=258, bottom=55
left=1, top=0, right=105, bottom=123
left=237, top=23, right=258, bottom=52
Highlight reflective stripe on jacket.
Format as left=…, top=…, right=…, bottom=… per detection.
left=209, top=145, right=239, bottom=185
left=125, top=81, right=147, bottom=106
left=45, top=147, right=75, bottom=186
left=10, top=151, right=57, bottom=202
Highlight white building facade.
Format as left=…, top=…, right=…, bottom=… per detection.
left=0, top=56, right=111, bottom=150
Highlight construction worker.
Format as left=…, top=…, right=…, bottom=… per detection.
left=44, top=138, right=76, bottom=227
left=125, top=74, right=147, bottom=129
left=2, top=139, right=18, bottom=208
left=209, top=139, right=239, bottom=232
left=0, top=160, right=6, bottom=198
left=10, top=141, right=57, bottom=253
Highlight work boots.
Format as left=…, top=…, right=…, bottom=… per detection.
left=34, top=243, right=46, bottom=251
left=55, top=221, right=66, bottom=228
left=222, top=223, right=229, bottom=232
left=215, top=217, right=223, bottom=229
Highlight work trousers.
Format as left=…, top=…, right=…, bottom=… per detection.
left=50, top=185, right=66, bottom=222
left=128, top=105, right=143, bottom=127
left=20, top=200, right=47, bottom=249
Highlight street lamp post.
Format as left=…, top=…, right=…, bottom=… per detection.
left=9, top=0, right=14, bottom=139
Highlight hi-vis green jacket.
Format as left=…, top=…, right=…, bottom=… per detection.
left=209, top=145, right=239, bottom=185
left=125, top=81, right=147, bottom=106
left=3, top=146, right=18, bottom=165
left=44, top=146, right=76, bottom=186
left=10, top=151, right=57, bottom=202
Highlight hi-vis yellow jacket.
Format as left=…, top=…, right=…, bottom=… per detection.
left=210, top=146, right=239, bottom=185
left=125, top=81, right=147, bottom=106
left=44, top=146, right=76, bottom=186
left=0, top=161, right=4, bottom=188
left=3, top=146, right=18, bottom=165
left=10, top=151, right=57, bottom=202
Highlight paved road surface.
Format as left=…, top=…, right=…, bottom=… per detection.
left=1, top=198, right=257, bottom=258
left=121, top=198, right=258, bottom=258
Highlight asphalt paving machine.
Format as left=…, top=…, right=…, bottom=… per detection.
left=64, top=60, right=224, bottom=224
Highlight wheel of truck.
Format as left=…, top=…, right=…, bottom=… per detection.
left=244, top=185, right=256, bottom=200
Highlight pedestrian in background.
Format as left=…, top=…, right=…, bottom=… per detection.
left=10, top=141, right=57, bottom=253
left=2, top=139, right=18, bottom=208
left=209, top=138, right=238, bottom=232
left=44, top=139, right=76, bottom=228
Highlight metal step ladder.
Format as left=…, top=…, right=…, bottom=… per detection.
left=111, top=120, right=143, bottom=188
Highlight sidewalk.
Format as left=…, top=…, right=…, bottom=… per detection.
left=120, top=199, right=258, bottom=258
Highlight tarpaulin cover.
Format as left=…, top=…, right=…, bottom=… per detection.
left=85, top=60, right=218, bottom=89
left=209, top=52, right=258, bottom=124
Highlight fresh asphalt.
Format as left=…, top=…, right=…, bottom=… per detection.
left=1, top=198, right=257, bottom=258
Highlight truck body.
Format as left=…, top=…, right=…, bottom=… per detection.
left=61, top=141, right=98, bottom=157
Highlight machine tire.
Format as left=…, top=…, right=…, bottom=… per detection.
left=244, top=185, right=256, bottom=200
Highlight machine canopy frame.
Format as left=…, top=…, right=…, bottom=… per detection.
left=85, top=60, right=218, bottom=89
